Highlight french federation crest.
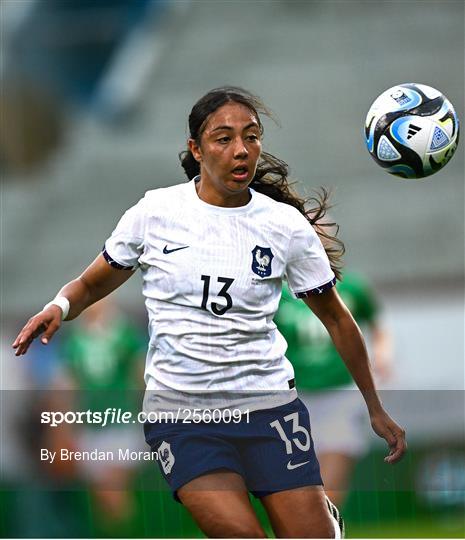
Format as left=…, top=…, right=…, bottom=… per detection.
left=251, top=246, right=274, bottom=278
left=158, top=441, right=175, bottom=475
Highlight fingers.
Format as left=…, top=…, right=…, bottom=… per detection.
left=13, top=321, right=45, bottom=356
left=384, top=426, right=407, bottom=464
left=12, top=309, right=61, bottom=356
left=40, top=320, right=60, bottom=345
left=371, top=412, right=407, bottom=465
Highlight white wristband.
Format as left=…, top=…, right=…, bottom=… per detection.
left=43, top=296, right=70, bottom=320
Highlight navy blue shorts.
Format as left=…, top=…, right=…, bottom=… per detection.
left=144, top=398, right=322, bottom=500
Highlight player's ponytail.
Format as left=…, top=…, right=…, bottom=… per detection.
left=179, top=87, right=345, bottom=280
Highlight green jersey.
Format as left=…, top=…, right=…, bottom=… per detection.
left=61, top=316, right=146, bottom=415
left=274, top=273, right=378, bottom=390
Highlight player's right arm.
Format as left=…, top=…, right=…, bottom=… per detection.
left=12, top=254, right=134, bottom=356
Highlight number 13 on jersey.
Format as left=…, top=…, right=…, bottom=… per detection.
left=200, top=275, right=235, bottom=315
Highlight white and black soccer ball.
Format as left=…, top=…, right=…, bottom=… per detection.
left=365, top=83, right=459, bottom=179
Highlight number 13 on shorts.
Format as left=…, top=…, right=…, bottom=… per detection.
left=270, top=412, right=311, bottom=454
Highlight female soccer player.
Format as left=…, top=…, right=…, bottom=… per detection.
left=13, top=87, right=406, bottom=538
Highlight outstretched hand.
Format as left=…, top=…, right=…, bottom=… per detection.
left=370, top=409, right=407, bottom=464
left=12, top=306, right=63, bottom=356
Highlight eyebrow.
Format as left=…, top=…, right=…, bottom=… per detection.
left=210, top=122, right=259, bottom=133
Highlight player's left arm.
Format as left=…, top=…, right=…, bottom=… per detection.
left=302, top=287, right=407, bottom=463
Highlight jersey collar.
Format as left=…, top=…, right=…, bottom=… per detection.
left=189, top=176, right=256, bottom=215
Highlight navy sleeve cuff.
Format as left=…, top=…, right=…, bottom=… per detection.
left=102, top=247, right=135, bottom=271
left=295, top=276, right=336, bottom=298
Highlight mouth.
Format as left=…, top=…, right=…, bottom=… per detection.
left=231, top=165, right=249, bottom=181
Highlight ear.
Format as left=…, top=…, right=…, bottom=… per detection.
left=188, top=139, right=202, bottom=162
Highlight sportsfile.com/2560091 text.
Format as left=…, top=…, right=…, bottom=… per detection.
left=40, top=408, right=250, bottom=427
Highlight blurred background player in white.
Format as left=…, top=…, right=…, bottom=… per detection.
left=275, top=271, right=393, bottom=508
left=13, top=87, right=406, bottom=538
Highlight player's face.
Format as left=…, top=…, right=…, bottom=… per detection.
left=189, top=102, right=262, bottom=202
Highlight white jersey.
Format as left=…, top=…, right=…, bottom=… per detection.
left=104, top=177, right=335, bottom=414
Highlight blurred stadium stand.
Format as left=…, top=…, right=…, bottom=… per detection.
left=2, top=0, right=463, bottom=313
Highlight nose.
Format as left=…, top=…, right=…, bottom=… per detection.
left=233, top=137, right=248, bottom=159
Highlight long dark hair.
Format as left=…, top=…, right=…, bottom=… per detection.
left=179, top=86, right=344, bottom=280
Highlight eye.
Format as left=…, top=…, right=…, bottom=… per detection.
left=217, top=136, right=230, bottom=144
left=246, top=134, right=259, bottom=142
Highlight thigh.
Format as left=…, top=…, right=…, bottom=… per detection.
left=178, top=470, right=267, bottom=538
left=261, top=486, right=336, bottom=538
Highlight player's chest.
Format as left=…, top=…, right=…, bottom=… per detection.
left=141, top=217, right=287, bottom=291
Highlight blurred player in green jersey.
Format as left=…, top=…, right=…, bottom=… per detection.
left=55, top=297, right=146, bottom=533
left=275, top=272, right=392, bottom=507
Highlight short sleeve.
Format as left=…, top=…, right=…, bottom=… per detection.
left=285, top=212, right=336, bottom=298
left=103, top=197, right=146, bottom=270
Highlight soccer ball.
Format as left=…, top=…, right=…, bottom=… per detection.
left=365, top=83, right=459, bottom=179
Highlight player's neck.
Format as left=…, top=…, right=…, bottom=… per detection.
left=195, top=179, right=251, bottom=208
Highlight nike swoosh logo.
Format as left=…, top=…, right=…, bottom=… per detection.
left=163, top=245, right=190, bottom=254
left=287, top=460, right=310, bottom=470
